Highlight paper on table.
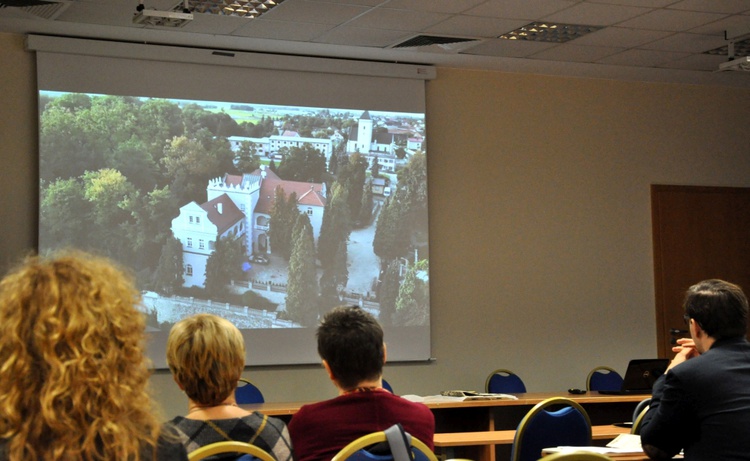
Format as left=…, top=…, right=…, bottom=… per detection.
left=400, top=393, right=518, bottom=403
left=545, top=435, right=643, bottom=455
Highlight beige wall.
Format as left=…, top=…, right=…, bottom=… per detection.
left=2, top=32, right=750, bottom=419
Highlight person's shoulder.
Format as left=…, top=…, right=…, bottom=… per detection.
left=244, top=412, right=289, bottom=429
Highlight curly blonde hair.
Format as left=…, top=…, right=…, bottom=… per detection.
left=0, top=251, right=163, bottom=460
left=166, top=314, right=245, bottom=405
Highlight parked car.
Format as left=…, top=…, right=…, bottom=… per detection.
left=251, top=254, right=269, bottom=265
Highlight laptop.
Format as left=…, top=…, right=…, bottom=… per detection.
left=598, top=359, right=670, bottom=395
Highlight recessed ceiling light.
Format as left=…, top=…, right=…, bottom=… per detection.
left=498, top=22, right=602, bottom=43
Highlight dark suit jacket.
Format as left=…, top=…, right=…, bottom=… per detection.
left=640, top=336, right=750, bottom=460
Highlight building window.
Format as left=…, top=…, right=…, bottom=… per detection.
left=187, top=238, right=193, bottom=248
left=307, top=207, right=313, bottom=215
left=186, top=264, right=193, bottom=276
left=189, top=216, right=193, bottom=224
left=199, top=239, right=205, bottom=249
left=196, top=216, right=201, bottom=224
left=209, top=240, right=215, bottom=250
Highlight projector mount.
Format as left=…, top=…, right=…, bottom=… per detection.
left=718, top=25, right=750, bottom=72
left=133, top=0, right=193, bottom=27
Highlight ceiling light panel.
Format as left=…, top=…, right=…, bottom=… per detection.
left=498, top=22, right=602, bottom=43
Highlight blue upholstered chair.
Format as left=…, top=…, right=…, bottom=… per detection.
left=485, top=369, right=527, bottom=393
left=331, top=425, right=437, bottom=461
left=510, top=397, right=592, bottom=461
left=586, top=366, right=624, bottom=392
left=235, top=378, right=264, bottom=404
left=382, top=378, right=394, bottom=394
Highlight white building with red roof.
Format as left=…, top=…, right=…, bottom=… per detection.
left=171, top=166, right=326, bottom=287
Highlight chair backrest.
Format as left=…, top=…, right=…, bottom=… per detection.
left=586, top=366, right=624, bottom=391
left=511, top=397, right=593, bottom=461
left=485, top=369, right=527, bottom=393
left=540, top=452, right=614, bottom=460
left=630, top=404, right=650, bottom=435
left=631, top=397, right=651, bottom=423
left=188, top=441, right=275, bottom=461
left=382, top=379, right=394, bottom=394
left=236, top=378, right=265, bottom=404
left=331, top=426, right=438, bottom=461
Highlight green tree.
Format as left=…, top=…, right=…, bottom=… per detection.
left=138, top=98, right=184, bottom=166
left=394, top=259, right=429, bottom=326
left=122, top=186, right=178, bottom=269
left=317, top=182, right=350, bottom=269
left=276, top=143, right=327, bottom=183
left=378, top=259, right=401, bottom=326
left=370, top=154, right=380, bottom=178
left=268, top=187, right=299, bottom=260
left=110, top=138, right=159, bottom=192
left=205, top=235, right=246, bottom=297
left=235, top=140, right=261, bottom=173
left=39, top=177, right=91, bottom=249
left=372, top=197, right=409, bottom=261
left=152, top=236, right=184, bottom=295
left=285, top=213, right=319, bottom=326
left=161, top=134, right=220, bottom=204
left=337, top=152, right=368, bottom=224
left=39, top=103, right=102, bottom=181
left=81, top=168, right=137, bottom=259
left=359, top=181, right=374, bottom=226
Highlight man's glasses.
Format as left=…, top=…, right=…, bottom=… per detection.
left=683, top=314, right=691, bottom=325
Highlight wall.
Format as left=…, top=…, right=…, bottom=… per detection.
left=2, top=32, right=750, bottom=419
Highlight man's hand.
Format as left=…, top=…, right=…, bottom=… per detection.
left=667, top=337, right=698, bottom=370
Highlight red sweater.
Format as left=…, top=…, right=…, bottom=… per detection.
left=288, top=390, right=435, bottom=461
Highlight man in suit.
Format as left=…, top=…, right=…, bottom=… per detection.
left=288, top=305, right=435, bottom=461
left=640, top=279, right=750, bottom=460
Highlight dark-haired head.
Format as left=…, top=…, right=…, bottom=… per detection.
left=683, top=279, right=748, bottom=340
left=317, top=305, right=385, bottom=390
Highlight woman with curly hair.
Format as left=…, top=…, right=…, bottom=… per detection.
left=166, top=314, right=293, bottom=461
left=0, top=251, right=187, bottom=461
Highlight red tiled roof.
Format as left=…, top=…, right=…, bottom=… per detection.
left=255, top=177, right=326, bottom=214
left=200, top=194, right=245, bottom=234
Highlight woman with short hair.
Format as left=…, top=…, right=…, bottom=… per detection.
left=166, top=314, right=293, bottom=461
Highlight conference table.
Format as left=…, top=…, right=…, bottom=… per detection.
left=240, top=392, right=648, bottom=461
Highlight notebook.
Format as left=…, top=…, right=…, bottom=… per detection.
left=597, top=359, right=669, bottom=395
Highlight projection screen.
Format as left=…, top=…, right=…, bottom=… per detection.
left=29, top=35, right=434, bottom=368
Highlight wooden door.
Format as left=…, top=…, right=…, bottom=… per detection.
left=651, top=185, right=750, bottom=357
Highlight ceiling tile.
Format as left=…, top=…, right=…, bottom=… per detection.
left=344, top=7, right=449, bottom=31
left=617, top=9, right=728, bottom=31
left=572, top=26, right=674, bottom=47
left=312, top=25, right=410, bottom=47
left=542, top=2, right=652, bottom=26
left=425, top=15, right=527, bottom=38
left=461, top=38, right=559, bottom=58
left=530, top=43, right=625, bottom=62
left=657, top=52, right=729, bottom=71
left=464, top=0, right=578, bottom=21
left=265, top=0, right=368, bottom=25
left=586, top=0, right=674, bottom=6
left=639, top=32, right=729, bottom=53
left=668, top=0, right=750, bottom=14
left=232, top=18, right=334, bottom=40
left=384, top=0, right=487, bottom=14
left=596, top=48, right=691, bottom=67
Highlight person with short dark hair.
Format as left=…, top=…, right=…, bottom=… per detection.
left=166, top=314, right=292, bottom=461
left=288, top=306, right=434, bottom=461
left=640, top=279, right=750, bottom=460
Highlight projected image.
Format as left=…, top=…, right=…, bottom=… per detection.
left=39, top=92, right=429, bottom=335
